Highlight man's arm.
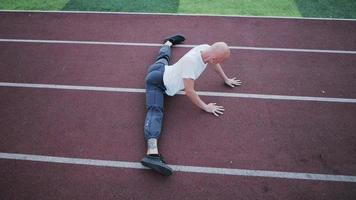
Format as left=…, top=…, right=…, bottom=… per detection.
left=183, top=78, right=224, bottom=117
left=212, top=63, right=242, bottom=87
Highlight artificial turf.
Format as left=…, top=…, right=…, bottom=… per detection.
left=1, top=0, right=355, bottom=19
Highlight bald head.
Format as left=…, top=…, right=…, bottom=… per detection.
left=212, top=42, right=230, bottom=58
left=203, top=42, right=230, bottom=64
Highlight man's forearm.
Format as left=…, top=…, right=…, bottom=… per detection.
left=185, top=90, right=207, bottom=111
left=213, top=64, right=229, bottom=81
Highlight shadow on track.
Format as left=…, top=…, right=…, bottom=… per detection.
left=294, top=0, right=356, bottom=19
left=62, top=0, right=180, bottom=13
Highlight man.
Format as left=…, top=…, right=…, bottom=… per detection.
left=141, top=34, right=242, bottom=176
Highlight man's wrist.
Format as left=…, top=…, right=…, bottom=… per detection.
left=202, top=103, right=208, bottom=112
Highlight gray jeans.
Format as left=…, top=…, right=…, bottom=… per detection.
left=144, top=45, right=171, bottom=140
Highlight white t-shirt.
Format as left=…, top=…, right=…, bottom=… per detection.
left=163, top=44, right=210, bottom=96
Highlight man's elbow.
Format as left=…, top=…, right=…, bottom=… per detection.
left=184, top=89, right=196, bottom=96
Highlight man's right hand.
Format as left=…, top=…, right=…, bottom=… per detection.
left=204, top=103, right=224, bottom=117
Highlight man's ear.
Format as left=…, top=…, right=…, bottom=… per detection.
left=211, top=57, right=217, bottom=64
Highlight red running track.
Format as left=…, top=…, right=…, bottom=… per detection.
left=1, top=159, right=356, bottom=200
left=0, top=11, right=356, bottom=200
left=0, top=43, right=356, bottom=98
left=1, top=11, right=356, bottom=50
left=0, top=88, right=355, bottom=174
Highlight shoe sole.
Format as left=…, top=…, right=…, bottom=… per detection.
left=141, top=158, right=173, bottom=176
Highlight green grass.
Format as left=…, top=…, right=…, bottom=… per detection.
left=1, top=0, right=356, bottom=19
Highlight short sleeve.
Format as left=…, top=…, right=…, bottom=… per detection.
left=181, top=57, right=196, bottom=80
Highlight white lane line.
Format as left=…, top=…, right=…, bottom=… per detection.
left=195, top=91, right=356, bottom=103
left=1, top=82, right=356, bottom=104
left=0, top=82, right=146, bottom=94
left=1, top=38, right=356, bottom=54
left=1, top=152, right=355, bottom=183
left=1, top=9, right=356, bottom=21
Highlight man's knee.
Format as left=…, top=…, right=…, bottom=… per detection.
left=145, top=70, right=162, bottom=86
left=146, top=105, right=164, bottom=113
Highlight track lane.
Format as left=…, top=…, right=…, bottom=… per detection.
left=0, top=12, right=356, bottom=51
left=1, top=43, right=356, bottom=98
left=1, top=88, right=355, bottom=175
left=1, top=159, right=356, bottom=200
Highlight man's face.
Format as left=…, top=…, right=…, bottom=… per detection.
left=211, top=54, right=228, bottom=64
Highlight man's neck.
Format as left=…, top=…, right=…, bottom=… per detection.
left=201, top=50, right=209, bottom=64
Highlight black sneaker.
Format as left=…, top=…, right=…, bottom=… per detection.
left=141, top=154, right=173, bottom=176
left=164, top=34, right=186, bottom=45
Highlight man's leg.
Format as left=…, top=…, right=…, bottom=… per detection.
left=144, top=80, right=165, bottom=152
left=142, top=64, right=172, bottom=176
left=154, top=42, right=172, bottom=66
left=147, top=42, right=172, bottom=74
left=144, top=41, right=172, bottom=155
left=141, top=34, right=185, bottom=176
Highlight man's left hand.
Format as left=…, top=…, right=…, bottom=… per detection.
left=225, top=77, right=242, bottom=87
